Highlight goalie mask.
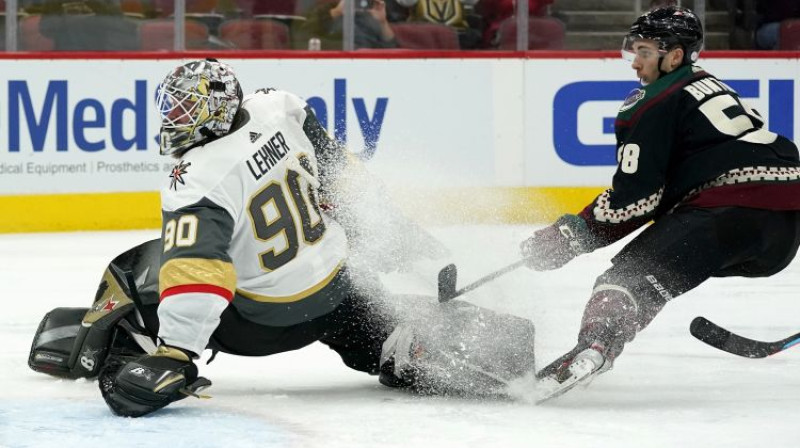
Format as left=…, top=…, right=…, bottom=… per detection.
left=156, top=58, right=243, bottom=156
left=622, top=6, right=703, bottom=66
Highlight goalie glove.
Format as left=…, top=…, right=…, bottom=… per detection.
left=520, top=214, right=594, bottom=271
left=100, top=345, right=211, bottom=418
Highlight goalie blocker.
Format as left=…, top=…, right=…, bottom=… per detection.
left=28, top=264, right=155, bottom=379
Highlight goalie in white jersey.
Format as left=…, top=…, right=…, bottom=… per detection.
left=103, top=58, right=401, bottom=417
left=27, top=59, right=537, bottom=417
left=156, top=65, right=352, bottom=340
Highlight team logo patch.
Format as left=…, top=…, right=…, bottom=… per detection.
left=169, top=160, right=191, bottom=191
left=129, top=366, right=154, bottom=381
left=92, top=297, right=118, bottom=313
left=80, top=347, right=99, bottom=371
left=102, top=298, right=118, bottom=312
left=423, top=0, right=458, bottom=24
left=619, top=88, right=646, bottom=112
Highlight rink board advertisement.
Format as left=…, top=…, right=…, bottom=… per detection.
left=0, top=55, right=798, bottom=231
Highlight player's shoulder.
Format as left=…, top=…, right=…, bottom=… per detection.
left=618, top=65, right=699, bottom=119
left=679, top=67, right=738, bottom=102
left=242, top=88, right=307, bottom=112
left=160, top=136, right=247, bottom=211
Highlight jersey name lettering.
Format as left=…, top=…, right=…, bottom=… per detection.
left=683, top=77, right=731, bottom=102
left=246, top=131, right=292, bottom=181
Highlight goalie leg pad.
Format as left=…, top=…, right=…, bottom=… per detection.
left=380, top=300, right=536, bottom=396
left=29, top=307, right=90, bottom=377
left=28, top=303, right=144, bottom=379
left=29, top=264, right=153, bottom=379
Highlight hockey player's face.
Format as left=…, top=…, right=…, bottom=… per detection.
left=629, top=40, right=663, bottom=85
left=163, top=95, right=201, bottom=127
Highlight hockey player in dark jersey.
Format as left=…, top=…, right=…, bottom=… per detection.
left=28, top=59, right=536, bottom=416
left=523, top=6, right=800, bottom=402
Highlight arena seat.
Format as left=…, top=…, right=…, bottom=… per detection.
left=152, top=0, right=224, bottom=34
left=391, top=23, right=459, bottom=50
left=138, top=19, right=209, bottom=50
left=18, top=15, right=54, bottom=51
left=120, top=0, right=145, bottom=18
left=779, top=19, right=800, bottom=50
left=219, top=19, right=290, bottom=49
left=495, top=16, right=565, bottom=50
left=235, top=0, right=297, bottom=16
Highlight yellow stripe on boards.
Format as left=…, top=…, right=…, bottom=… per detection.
left=0, top=192, right=161, bottom=233
left=0, top=187, right=606, bottom=233
left=390, top=186, right=606, bottom=225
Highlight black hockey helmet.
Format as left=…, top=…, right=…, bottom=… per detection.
left=622, top=6, right=704, bottom=65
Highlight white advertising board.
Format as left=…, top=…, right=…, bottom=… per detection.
left=0, top=56, right=797, bottom=196
left=524, top=57, right=800, bottom=186
left=0, top=58, right=512, bottom=195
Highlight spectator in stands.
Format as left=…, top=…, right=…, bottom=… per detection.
left=34, top=0, right=138, bottom=50
left=754, top=0, right=800, bottom=50
left=388, top=0, right=483, bottom=49
left=474, top=0, right=554, bottom=49
left=300, top=0, right=398, bottom=49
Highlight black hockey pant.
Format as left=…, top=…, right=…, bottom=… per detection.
left=101, top=239, right=393, bottom=375
left=581, top=206, right=800, bottom=355
left=207, top=284, right=393, bottom=374
left=134, top=273, right=393, bottom=375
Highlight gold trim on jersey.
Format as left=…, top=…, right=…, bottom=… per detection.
left=83, top=268, right=134, bottom=324
left=236, top=261, right=343, bottom=303
left=159, top=258, right=237, bottom=296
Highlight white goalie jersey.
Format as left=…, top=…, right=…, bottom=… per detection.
left=157, top=89, right=348, bottom=355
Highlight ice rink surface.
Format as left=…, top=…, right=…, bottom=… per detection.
left=2, top=227, right=800, bottom=448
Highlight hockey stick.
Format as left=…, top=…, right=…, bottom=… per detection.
left=689, top=316, right=800, bottom=358
left=437, top=258, right=529, bottom=303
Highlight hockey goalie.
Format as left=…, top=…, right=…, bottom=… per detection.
left=28, top=58, right=537, bottom=417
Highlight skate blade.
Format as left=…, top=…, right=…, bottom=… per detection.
left=534, top=357, right=598, bottom=404
left=181, top=377, right=213, bottom=399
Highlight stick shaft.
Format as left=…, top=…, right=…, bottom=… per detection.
left=448, top=258, right=528, bottom=300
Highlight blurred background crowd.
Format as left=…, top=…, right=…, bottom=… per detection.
left=0, top=0, right=798, bottom=52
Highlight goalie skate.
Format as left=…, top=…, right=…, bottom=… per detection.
left=535, top=343, right=609, bottom=404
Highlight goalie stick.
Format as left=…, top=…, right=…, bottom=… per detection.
left=690, top=316, right=800, bottom=358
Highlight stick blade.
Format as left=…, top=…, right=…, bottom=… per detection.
left=690, top=316, right=730, bottom=348
left=437, top=263, right=458, bottom=303
left=690, top=316, right=772, bottom=358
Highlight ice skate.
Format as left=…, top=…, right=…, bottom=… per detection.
left=535, top=342, right=611, bottom=404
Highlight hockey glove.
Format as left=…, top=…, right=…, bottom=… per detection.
left=520, top=214, right=593, bottom=271
left=100, top=345, right=211, bottom=418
